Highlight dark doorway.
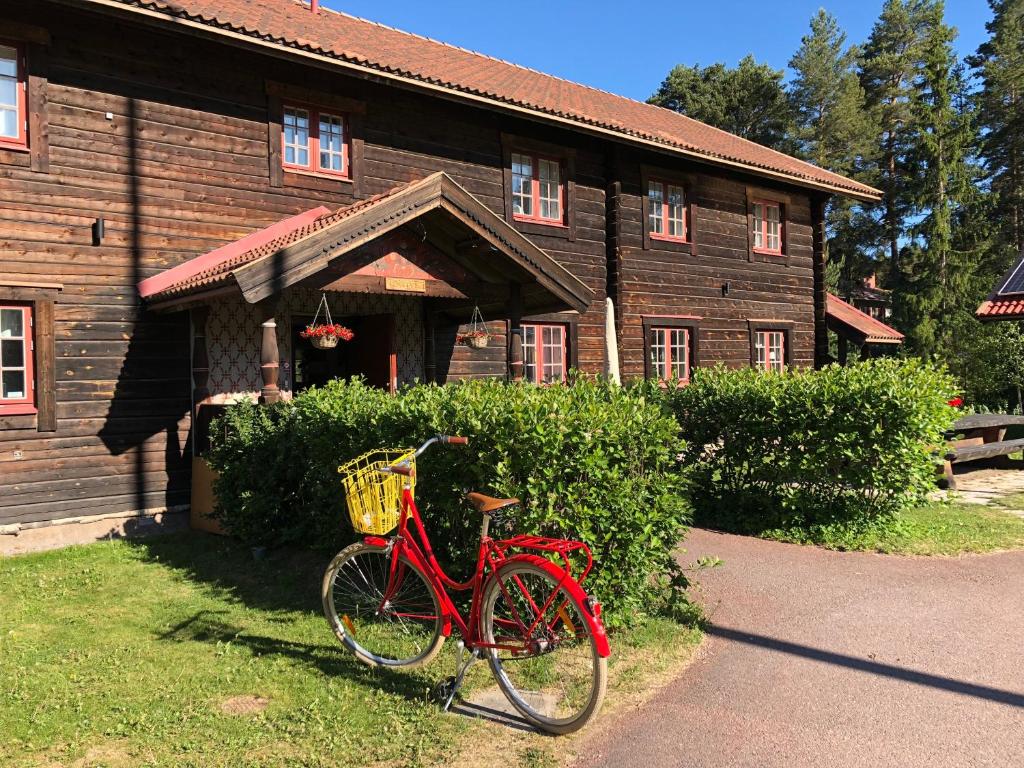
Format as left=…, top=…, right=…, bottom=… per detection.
left=292, top=313, right=396, bottom=393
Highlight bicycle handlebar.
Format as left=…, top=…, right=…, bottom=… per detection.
left=381, top=435, right=468, bottom=476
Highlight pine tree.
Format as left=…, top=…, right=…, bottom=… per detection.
left=649, top=55, right=793, bottom=150
left=860, top=0, right=930, bottom=271
left=971, top=0, right=1024, bottom=254
left=788, top=10, right=879, bottom=292
left=890, top=1, right=980, bottom=356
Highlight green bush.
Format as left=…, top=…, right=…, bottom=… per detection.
left=635, top=359, right=957, bottom=542
left=207, top=377, right=691, bottom=625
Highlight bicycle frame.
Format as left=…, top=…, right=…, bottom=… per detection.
left=364, top=481, right=609, bottom=657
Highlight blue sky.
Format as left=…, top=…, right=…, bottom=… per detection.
left=322, top=1, right=991, bottom=101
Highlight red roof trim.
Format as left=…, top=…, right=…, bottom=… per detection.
left=90, top=0, right=880, bottom=201
left=827, top=293, right=904, bottom=343
left=137, top=206, right=332, bottom=298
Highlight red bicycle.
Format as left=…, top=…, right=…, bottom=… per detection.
left=322, top=435, right=610, bottom=734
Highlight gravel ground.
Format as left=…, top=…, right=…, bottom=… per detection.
left=576, top=529, right=1024, bottom=768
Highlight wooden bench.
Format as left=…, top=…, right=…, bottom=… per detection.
left=939, top=415, right=1024, bottom=490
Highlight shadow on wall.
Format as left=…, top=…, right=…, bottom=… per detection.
left=97, top=97, right=191, bottom=515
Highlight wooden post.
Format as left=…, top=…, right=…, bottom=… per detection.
left=191, top=306, right=210, bottom=405
left=190, top=306, right=210, bottom=456
left=837, top=334, right=848, bottom=366
left=811, top=195, right=829, bottom=369
left=259, top=302, right=281, bottom=404
left=423, top=300, right=437, bottom=384
left=508, top=284, right=524, bottom=382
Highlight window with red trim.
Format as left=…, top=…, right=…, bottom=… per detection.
left=649, top=326, right=691, bottom=382
left=752, top=199, right=783, bottom=254
left=754, top=330, right=786, bottom=372
left=522, top=323, right=567, bottom=384
left=0, top=304, right=35, bottom=414
left=648, top=180, right=687, bottom=242
left=511, top=152, right=563, bottom=224
left=282, top=104, right=349, bottom=177
left=0, top=41, right=27, bottom=150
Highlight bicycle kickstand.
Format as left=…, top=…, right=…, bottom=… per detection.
left=440, top=640, right=479, bottom=711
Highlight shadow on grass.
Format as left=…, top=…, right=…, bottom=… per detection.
left=131, top=532, right=435, bottom=703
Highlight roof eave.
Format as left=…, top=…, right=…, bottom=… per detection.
left=69, top=0, right=881, bottom=203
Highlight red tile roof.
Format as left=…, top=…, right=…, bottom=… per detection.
left=140, top=181, right=415, bottom=301
left=94, top=0, right=880, bottom=200
left=977, top=298, right=1024, bottom=320
left=827, top=293, right=904, bottom=344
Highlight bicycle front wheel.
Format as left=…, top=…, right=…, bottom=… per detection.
left=322, top=541, right=445, bottom=669
left=480, top=558, right=607, bottom=734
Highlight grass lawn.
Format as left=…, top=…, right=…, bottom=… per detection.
left=0, top=534, right=700, bottom=768
left=765, top=500, right=1024, bottom=555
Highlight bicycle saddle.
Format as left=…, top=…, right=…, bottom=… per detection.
left=465, top=492, right=519, bottom=514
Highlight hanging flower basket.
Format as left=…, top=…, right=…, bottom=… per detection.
left=457, top=306, right=491, bottom=349
left=457, top=329, right=490, bottom=349
left=301, top=323, right=354, bottom=349
left=300, top=294, right=354, bottom=350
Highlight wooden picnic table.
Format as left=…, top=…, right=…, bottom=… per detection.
left=946, top=413, right=1024, bottom=443
left=940, top=414, right=1024, bottom=489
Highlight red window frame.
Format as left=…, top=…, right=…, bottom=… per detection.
left=511, top=152, right=564, bottom=225
left=0, top=303, right=35, bottom=415
left=752, top=199, right=784, bottom=255
left=647, top=179, right=688, bottom=243
left=522, top=323, right=567, bottom=384
left=0, top=40, right=27, bottom=151
left=754, top=330, right=786, bottom=372
left=649, top=326, right=691, bottom=383
left=281, top=103, right=350, bottom=178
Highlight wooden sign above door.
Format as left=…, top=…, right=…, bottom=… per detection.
left=384, top=277, right=426, bottom=293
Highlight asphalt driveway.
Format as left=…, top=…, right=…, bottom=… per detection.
left=578, top=529, right=1024, bottom=767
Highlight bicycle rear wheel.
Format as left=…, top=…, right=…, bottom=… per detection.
left=480, top=557, right=607, bottom=734
left=322, top=541, right=445, bottom=668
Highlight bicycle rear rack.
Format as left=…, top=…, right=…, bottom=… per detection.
left=493, top=535, right=594, bottom=584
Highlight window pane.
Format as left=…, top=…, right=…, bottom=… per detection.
left=1, top=339, right=24, bottom=367
left=319, top=114, right=345, bottom=172
left=1, top=308, right=23, bottom=338
left=755, top=332, right=767, bottom=368
left=766, top=205, right=781, bottom=251
left=0, top=106, right=16, bottom=139
left=512, top=153, right=533, bottom=217
left=648, top=182, right=664, bottom=235
left=2, top=369, right=25, bottom=399
left=650, top=328, right=667, bottom=379
left=0, top=46, right=16, bottom=78
left=752, top=203, right=764, bottom=248
left=522, top=326, right=537, bottom=383
left=669, top=329, right=688, bottom=380
left=0, top=78, right=16, bottom=108
left=283, top=107, right=310, bottom=168
left=538, top=159, right=560, bottom=220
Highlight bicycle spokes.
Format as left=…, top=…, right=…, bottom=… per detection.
left=328, top=546, right=442, bottom=666
left=482, top=564, right=602, bottom=727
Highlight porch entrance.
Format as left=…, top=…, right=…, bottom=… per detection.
left=292, top=313, right=397, bottom=393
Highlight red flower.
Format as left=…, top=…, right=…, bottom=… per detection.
left=947, top=397, right=964, bottom=408
left=300, top=323, right=355, bottom=341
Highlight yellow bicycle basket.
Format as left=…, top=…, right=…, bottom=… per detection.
left=337, top=448, right=416, bottom=535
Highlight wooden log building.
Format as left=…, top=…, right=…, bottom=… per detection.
left=0, top=0, right=881, bottom=551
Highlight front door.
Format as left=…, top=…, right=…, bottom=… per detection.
left=292, top=313, right=396, bottom=393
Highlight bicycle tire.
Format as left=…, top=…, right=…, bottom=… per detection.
left=479, top=556, right=607, bottom=734
left=322, top=541, right=445, bottom=669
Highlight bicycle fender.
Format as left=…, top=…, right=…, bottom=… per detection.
left=498, top=554, right=611, bottom=658
left=363, top=535, right=389, bottom=548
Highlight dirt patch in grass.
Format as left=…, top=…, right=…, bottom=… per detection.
left=219, top=695, right=269, bottom=715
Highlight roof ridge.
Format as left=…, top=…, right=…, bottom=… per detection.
left=315, top=3, right=628, bottom=103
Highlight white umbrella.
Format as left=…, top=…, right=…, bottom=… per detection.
left=605, top=297, right=621, bottom=386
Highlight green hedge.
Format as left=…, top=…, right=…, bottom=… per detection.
left=635, top=359, right=957, bottom=541
left=207, top=378, right=691, bottom=626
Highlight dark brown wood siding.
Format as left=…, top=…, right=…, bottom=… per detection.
left=609, top=149, right=815, bottom=379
